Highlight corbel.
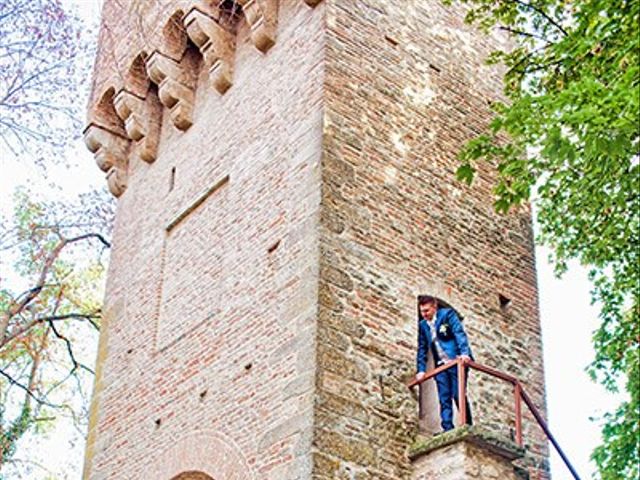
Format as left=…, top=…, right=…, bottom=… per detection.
left=114, top=89, right=160, bottom=163
left=237, top=0, right=277, bottom=53
left=146, top=51, right=195, bottom=130
left=83, top=123, right=130, bottom=197
left=105, top=166, right=128, bottom=198
left=184, top=8, right=235, bottom=94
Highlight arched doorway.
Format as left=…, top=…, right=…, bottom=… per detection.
left=171, top=472, right=213, bottom=480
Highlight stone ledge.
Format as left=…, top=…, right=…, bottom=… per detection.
left=409, top=425, right=525, bottom=462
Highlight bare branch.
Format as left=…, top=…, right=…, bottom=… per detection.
left=1, top=312, right=101, bottom=349
left=47, top=320, right=95, bottom=376
left=0, top=368, right=59, bottom=409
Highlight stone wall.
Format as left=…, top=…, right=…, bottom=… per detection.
left=84, top=1, right=325, bottom=478
left=314, top=0, right=548, bottom=478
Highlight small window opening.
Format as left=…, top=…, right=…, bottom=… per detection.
left=499, top=294, right=511, bottom=309
left=267, top=240, right=280, bottom=254
left=169, top=166, right=176, bottom=192
left=384, top=35, right=399, bottom=46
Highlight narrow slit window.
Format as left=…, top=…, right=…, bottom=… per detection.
left=169, top=166, right=176, bottom=192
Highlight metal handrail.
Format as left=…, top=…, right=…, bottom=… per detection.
left=407, top=358, right=581, bottom=480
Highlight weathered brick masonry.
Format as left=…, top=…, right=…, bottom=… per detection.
left=83, top=1, right=548, bottom=479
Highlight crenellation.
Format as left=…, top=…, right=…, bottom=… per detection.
left=184, top=7, right=235, bottom=94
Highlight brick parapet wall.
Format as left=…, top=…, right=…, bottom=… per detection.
left=314, top=0, right=548, bottom=478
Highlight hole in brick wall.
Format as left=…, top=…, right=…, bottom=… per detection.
left=199, top=389, right=208, bottom=401
left=499, top=294, right=512, bottom=309
left=169, top=166, right=176, bottom=192
left=267, top=240, right=280, bottom=254
left=429, top=63, right=441, bottom=73
left=155, top=418, right=162, bottom=428
left=127, top=348, right=133, bottom=354
left=384, top=35, right=399, bottom=46
left=244, top=362, right=252, bottom=371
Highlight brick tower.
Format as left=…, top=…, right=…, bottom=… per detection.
left=83, top=1, right=548, bottom=479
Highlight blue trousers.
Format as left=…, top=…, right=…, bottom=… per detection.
left=435, top=365, right=473, bottom=431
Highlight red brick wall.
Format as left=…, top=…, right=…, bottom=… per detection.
left=85, top=1, right=325, bottom=478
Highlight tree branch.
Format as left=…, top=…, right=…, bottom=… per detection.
left=513, top=0, right=568, bottom=36
left=0, top=368, right=58, bottom=409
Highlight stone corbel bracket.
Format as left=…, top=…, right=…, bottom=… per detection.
left=237, top=0, right=278, bottom=53
left=184, top=8, right=235, bottom=95
left=146, top=51, right=195, bottom=130
left=83, top=123, right=130, bottom=197
left=114, top=89, right=160, bottom=163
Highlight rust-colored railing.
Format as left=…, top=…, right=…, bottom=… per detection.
left=407, top=358, right=581, bottom=480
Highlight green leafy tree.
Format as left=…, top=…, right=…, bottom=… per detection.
left=446, top=0, right=639, bottom=478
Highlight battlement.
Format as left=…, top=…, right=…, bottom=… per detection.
left=84, top=0, right=322, bottom=197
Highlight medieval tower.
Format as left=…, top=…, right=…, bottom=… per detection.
left=83, top=1, right=549, bottom=479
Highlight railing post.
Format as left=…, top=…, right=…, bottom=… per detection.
left=514, top=382, right=523, bottom=446
left=418, top=381, right=424, bottom=420
left=457, top=358, right=467, bottom=426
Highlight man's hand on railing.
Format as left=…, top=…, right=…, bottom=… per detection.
left=416, top=371, right=426, bottom=381
left=457, top=354, right=471, bottom=362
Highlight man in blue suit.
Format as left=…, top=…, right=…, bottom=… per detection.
left=416, top=295, right=473, bottom=431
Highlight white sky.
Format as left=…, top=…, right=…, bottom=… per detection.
left=0, top=0, right=624, bottom=478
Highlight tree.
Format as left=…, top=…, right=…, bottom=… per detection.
left=0, top=0, right=110, bottom=476
left=0, top=0, right=89, bottom=162
left=0, top=189, right=113, bottom=474
left=446, top=0, right=639, bottom=478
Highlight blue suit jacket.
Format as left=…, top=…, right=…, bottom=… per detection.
left=416, top=307, right=473, bottom=372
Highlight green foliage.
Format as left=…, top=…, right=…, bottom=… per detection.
left=0, top=403, right=32, bottom=467
left=446, top=0, right=639, bottom=477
